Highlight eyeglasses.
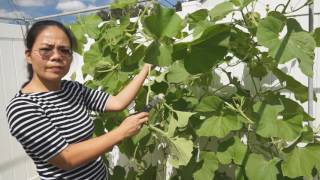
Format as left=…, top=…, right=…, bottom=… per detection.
left=32, top=47, right=73, bottom=60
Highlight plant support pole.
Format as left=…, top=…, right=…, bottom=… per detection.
left=308, top=2, right=314, bottom=119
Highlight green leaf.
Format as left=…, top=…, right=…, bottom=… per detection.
left=132, top=125, right=150, bottom=145
left=196, top=110, right=243, bottom=138
left=253, top=101, right=304, bottom=141
left=271, top=67, right=308, bottom=103
left=280, top=95, right=313, bottom=121
left=245, top=154, right=280, bottom=180
left=143, top=4, right=183, bottom=39
left=184, top=24, right=230, bottom=74
left=184, top=45, right=227, bottom=74
left=80, top=14, right=102, bottom=39
left=257, top=16, right=316, bottom=77
left=69, top=14, right=102, bottom=53
left=281, top=144, right=320, bottom=179
left=209, top=2, right=234, bottom=21
left=188, top=9, right=208, bottom=23
left=102, top=26, right=126, bottom=46
left=314, top=27, right=320, bottom=47
left=83, top=43, right=103, bottom=75
left=175, top=111, right=196, bottom=128
left=110, top=166, right=126, bottom=180
left=69, top=23, right=86, bottom=54
left=144, top=41, right=173, bottom=66
left=193, top=152, right=219, bottom=180
left=110, top=0, right=137, bottom=9
left=231, top=0, right=253, bottom=8
left=166, top=61, right=190, bottom=83
left=194, top=95, right=224, bottom=112
left=217, top=137, right=247, bottom=165
left=151, top=126, right=193, bottom=167
left=167, top=115, right=178, bottom=137
left=139, top=166, right=157, bottom=180
left=167, top=137, right=194, bottom=167
left=122, top=45, right=146, bottom=71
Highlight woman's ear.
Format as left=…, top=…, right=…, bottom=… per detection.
left=25, top=49, right=32, bottom=64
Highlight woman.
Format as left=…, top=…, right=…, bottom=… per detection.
left=6, top=20, right=150, bottom=179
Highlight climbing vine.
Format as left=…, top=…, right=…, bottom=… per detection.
left=70, top=0, right=320, bottom=179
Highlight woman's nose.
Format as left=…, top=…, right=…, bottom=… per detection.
left=49, top=48, right=63, bottom=61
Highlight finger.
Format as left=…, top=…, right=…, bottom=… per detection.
left=134, top=112, right=149, bottom=118
left=138, top=117, right=149, bottom=124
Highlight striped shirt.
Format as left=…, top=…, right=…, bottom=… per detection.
left=6, top=80, right=109, bottom=180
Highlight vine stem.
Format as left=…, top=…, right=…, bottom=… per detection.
left=282, top=0, right=292, bottom=13
left=163, top=102, right=176, bottom=112
left=133, top=142, right=140, bottom=160
left=212, top=83, right=231, bottom=94
left=148, top=124, right=167, bottom=137
left=225, top=102, right=254, bottom=124
left=250, top=75, right=259, bottom=97
left=96, top=64, right=119, bottom=73
left=146, top=65, right=152, bottom=105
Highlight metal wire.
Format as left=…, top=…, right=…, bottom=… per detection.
left=162, top=0, right=175, bottom=7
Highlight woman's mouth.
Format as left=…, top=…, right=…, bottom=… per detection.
left=48, top=66, right=64, bottom=72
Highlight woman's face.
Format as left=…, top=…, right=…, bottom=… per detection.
left=25, top=26, right=72, bottom=82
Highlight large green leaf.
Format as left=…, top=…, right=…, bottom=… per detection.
left=253, top=101, right=304, bottom=141
left=271, top=67, right=308, bottom=103
left=144, top=41, right=173, bottom=66
left=151, top=126, right=193, bottom=167
left=193, top=152, right=219, bottom=180
left=83, top=42, right=113, bottom=75
left=175, top=111, right=196, bottom=128
left=132, top=125, right=150, bottom=145
left=184, top=24, right=230, bottom=74
left=167, top=137, right=194, bottom=167
left=184, top=45, right=227, bottom=74
left=143, top=4, right=183, bottom=39
left=194, top=95, right=224, bottom=112
left=196, top=110, right=243, bottom=138
left=217, top=137, right=247, bottom=165
left=281, top=144, right=320, bottom=179
left=69, top=23, right=86, bottom=54
left=167, top=115, right=178, bottom=137
left=280, top=95, right=313, bottom=121
left=69, top=14, right=102, bottom=53
left=166, top=61, right=190, bottom=83
left=257, top=16, right=316, bottom=77
left=209, top=2, right=234, bottom=21
left=188, top=9, right=209, bottom=30
left=245, top=154, right=280, bottom=180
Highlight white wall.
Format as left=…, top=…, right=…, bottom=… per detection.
left=0, top=23, right=38, bottom=180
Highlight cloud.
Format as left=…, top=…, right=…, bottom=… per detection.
left=56, top=0, right=88, bottom=12
left=0, top=9, right=30, bottom=19
left=13, top=0, right=51, bottom=7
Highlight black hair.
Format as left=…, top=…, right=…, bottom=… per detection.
left=23, top=20, right=76, bottom=87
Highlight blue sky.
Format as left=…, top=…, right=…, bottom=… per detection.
left=0, top=0, right=178, bottom=24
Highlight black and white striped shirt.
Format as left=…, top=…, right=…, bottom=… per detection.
left=6, top=80, right=109, bottom=180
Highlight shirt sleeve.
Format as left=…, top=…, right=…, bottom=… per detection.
left=78, top=82, right=109, bottom=112
left=6, top=100, right=69, bottom=162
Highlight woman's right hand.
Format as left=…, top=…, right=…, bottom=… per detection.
left=117, top=112, right=149, bottom=138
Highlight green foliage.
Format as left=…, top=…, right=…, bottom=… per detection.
left=257, top=15, right=316, bottom=77
left=70, top=1, right=319, bottom=179
left=314, top=27, right=320, bottom=47
left=245, top=154, right=280, bottom=180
